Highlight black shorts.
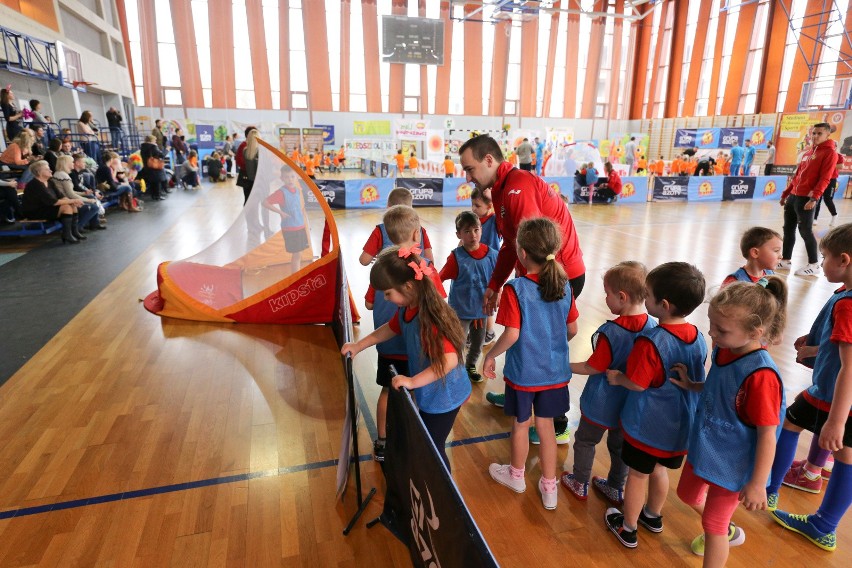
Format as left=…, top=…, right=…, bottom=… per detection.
left=283, top=229, right=309, bottom=253
left=504, top=383, right=570, bottom=423
left=621, top=439, right=685, bottom=475
left=376, top=355, right=409, bottom=388
left=786, top=393, right=852, bottom=447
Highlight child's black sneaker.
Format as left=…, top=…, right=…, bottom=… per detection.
left=466, top=365, right=483, bottom=383
left=605, top=508, right=638, bottom=548
left=373, top=438, right=386, bottom=462
left=638, top=508, right=663, bottom=533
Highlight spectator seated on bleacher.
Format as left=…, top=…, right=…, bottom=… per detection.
left=205, top=151, right=225, bottom=182
left=22, top=160, right=87, bottom=244
left=0, top=178, right=23, bottom=224
left=77, top=111, right=101, bottom=160
left=96, top=151, right=140, bottom=212
left=51, top=155, right=101, bottom=233
left=179, top=150, right=201, bottom=190
left=70, top=152, right=106, bottom=228
left=44, top=138, right=62, bottom=172
left=30, top=125, right=47, bottom=158
left=139, top=136, right=168, bottom=201
left=1, top=129, right=36, bottom=185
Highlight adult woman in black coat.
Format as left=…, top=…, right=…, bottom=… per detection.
left=22, top=160, right=85, bottom=244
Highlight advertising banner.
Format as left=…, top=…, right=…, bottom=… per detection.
left=696, top=128, right=721, bottom=149
left=395, top=178, right=443, bottom=207
left=278, top=128, right=301, bottom=153
left=619, top=176, right=650, bottom=203
left=353, top=120, right=391, bottom=136
left=426, top=129, right=445, bottom=162
left=441, top=178, right=474, bottom=207
left=302, top=128, right=325, bottom=153
left=344, top=178, right=394, bottom=209
left=311, top=179, right=346, bottom=209
left=393, top=118, right=430, bottom=140
left=674, top=129, right=697, bottom=148
left=722, top=177, right=757, bottom=200
left=195, top=125, right=215, bottom=149
left=777, top=111, right=848, bottom=169
left=653, top=176, right=690, bottom=201
left=744, top=126, right=774, bottom=149
left=837, top=175, right=850, bottom=197
left=314, top=124, right=335, bottom=145
left=753, top=176, right=787, bottom=201
left=542, top=177, right=573, bottom=202
left=573, top=181, right=612, bottom=204
left=687, top=176, right=724, bottom=202
left=719, top=128, right=745, bottom=149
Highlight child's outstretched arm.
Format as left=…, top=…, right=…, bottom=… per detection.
left=482, top=328, right=520, bottom=380
left=571, top=361, right=604, bottom=376
left=820, top=342, right=852, bottom=452
left=358, top=251, right=374, bottom=266
left=340, top=323, right=396, bottom=357
left=669, top=362, right=704, bottom=392
left=740, top=425, right=776, bottom=511
left=606, top=370, right=645, bottom=391
left=392, top=351, right=460, bottom=391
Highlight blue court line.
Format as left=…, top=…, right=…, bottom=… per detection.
left=0, top=416, right=506, bottom=520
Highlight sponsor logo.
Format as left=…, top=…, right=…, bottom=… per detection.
left=722, top=133, right=740, bottom=146
left=698, top=181, right=713, bottom=196
left=409, top=183, right=435, bottom=201
left=198, top=132, right=212, bottom=142
left=622, top=182, right=635, bottom=198
left=409, top=480, right=440, bottom=567
left=701, top=131, right=715, bottom=145
left=750, top=130, right=765, bottom=145
left=678, top=133, right=695, bottom=144
left=360, top=184, right=380, bottom=204
left=730, top=180, right=751, bottom=195
left=456, top=182, right=473, bottom=201
left=268, top=275, right=328, bottom=312
left=507, top=189, right=522, bottom=196
left=763, top=181, right=777, bottom=196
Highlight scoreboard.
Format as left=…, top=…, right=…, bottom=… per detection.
left=381, top=15, right=444, bottom=66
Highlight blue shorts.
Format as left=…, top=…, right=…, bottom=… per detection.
left=504, top=383, right=570, bottom=423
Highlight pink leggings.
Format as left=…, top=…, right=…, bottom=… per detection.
left=677, top=462, right=741, bottom=536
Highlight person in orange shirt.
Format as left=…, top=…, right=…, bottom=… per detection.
left=337, top=146, right=346, bottom=168
left=332, top=152, right=341, bottom=173
left=653, top=156, right=666, bottom=176
left=409, top=152, right=418, bottom=174
left=305, top=153, right=316, bottom=179
left=715, top=152, right=729, bottom=175
left=394, top=149, right=405, bottom=174
left=313, top=151, right=323, bottom=174
left=443, top=154, right=455, bottom=178
left=670, top=155, right=681, bottom=176
left=290, top=148, right=302, bottom=168
left=636, top=155, right=647, bottom=174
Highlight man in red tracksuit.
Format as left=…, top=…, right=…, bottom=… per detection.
left=459, top=134, right=585, bottom=443
left=778, top=123, right=837, bottom=277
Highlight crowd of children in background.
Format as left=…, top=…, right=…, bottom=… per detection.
left=339, top=179, right=852, bottom=564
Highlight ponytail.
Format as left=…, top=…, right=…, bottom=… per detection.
left=516, top=218, right=568, bottom=302
left=710, top=276, right=787, bottom=345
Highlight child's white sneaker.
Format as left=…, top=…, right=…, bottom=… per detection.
left=794, top=263, right=822, bottom=277
left=830, top=215, right=838, bottom=226
left=539, top=477, right=558, bottom=510
left=489, top=463, right=526, bottom=493
left=776, top=259, right=792, bottom=270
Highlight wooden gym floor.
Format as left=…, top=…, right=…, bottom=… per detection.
left=0, top=179, right=850, bottom=567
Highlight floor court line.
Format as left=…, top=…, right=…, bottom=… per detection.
left=0, top=431, right=511, bottom=520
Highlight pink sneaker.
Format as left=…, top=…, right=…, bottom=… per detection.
left=823, top=455, right=834, bottom=480
left=782, top=464, right=823, bottom=494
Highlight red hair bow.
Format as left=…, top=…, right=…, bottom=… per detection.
left=398, top=244, right=422, bottom=258
left=408, top=260, right=434, bottom=280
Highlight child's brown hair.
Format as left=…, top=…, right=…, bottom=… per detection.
left=603, top=261, right=648, bottom=303
left=470, top=187, right=492, bottom=206
left=740, top=227, right=781, bottom=258
left=455, top=211, right=480, bottom=232
left=646, top=262, right=706, bottom=317
left=710, top=276, right=787, bottom=345
left=383, top=205, right=421, bottom=245
left=820, top=223, right=852, bottom=257
left=370, top=247, right=465, bottom=377
left=516, top=218, right=568, bottom=302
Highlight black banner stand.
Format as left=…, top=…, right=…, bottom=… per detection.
left=341, top=359, right=376, bottom=535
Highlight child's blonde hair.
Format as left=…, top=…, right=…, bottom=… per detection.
left=370, top=247, right=465, bottom=377
left=710, top=276, right=787, bottom=345
left=603, top=261, right=648, bottom=303
left=383, top=205, right=420, bottom=245
left=516, top=217, right=567, bottom=302
left=820, top=223, right=852, bottom=257
left=387, top=187, right=414, bottom=207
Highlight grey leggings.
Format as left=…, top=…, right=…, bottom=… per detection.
left=572, top=419, right=629, bottom=488
left=461, top=319, right=487, bottom=368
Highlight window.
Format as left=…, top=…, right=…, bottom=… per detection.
left=125, top=0, right=145, bottom=105
left=233, top=0, right=256, bottom=109
left=192, top=0, right=212, bottom=108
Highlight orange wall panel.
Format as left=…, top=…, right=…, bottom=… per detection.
left=434, top=3, right=452, bottom=115
left=139, top=0, right=163, bottom=108
left=245, top=0, right=272, bottom=110
left=563, top=13, right=580, bottom=118
left=720, top=1, right=756, bottom=115
left=489, top=20, right=510, bottom=116
left=784, top=0, right=826, bottom=112
left=663, top=0, right=688, bottom=117
left=361, top=0, right=382, bottom=113
left=757, top=0, right=788, bottom=113
left=464, top=5, right=483, bottom=116
left=519, top=18, right=539, bottom=117
left=629, top=6, right=653, bottom=119
left=339, top=0, right=351, bottom=112
left=170, top=0, right=204, bottom=108
left=580, top=19, right=604, bottom=118
left=706, top=8, right=727, bottom=117
left=388, top=0, right=406, bottom=113
left=607, top=0, right=624, bottom=119
left=681, top=0, right=712, bottom=117
left=644, top=0, right=669, bottom=119
left=302, top=0, right=332, bottom=111
left=17, top=0, right=58, bottom=32
left=278, top=5, right=290, bottom=109
left=541, top=9, right=561, bottom=118
left=208, top=0, right=235, bottom=109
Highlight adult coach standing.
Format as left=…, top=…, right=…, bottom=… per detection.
left=459, top=134, right=585, bottom=442
left=516, top=138, right=534, bottom=171
left=534, top=136, right=545, bottom=175
left=624, top=136, right=637, bottom=174
left=778, top=122, right=837, bottom=277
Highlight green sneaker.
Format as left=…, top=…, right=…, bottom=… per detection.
left=771, top=511, right=837, bottom=552
left=690, top=523, right=746, bottom=556
left=767, top=491, right=779, bottom=511
left=530, top=426, right=571, bottom=445
left=485, top=392, right=505, bottom=407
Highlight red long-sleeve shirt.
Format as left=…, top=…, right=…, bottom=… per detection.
left=782, top=138, right=837, bottom=201
left=488, top=161, right=585, bottom=290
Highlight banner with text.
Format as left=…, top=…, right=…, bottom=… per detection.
left=777, top=111, right=851, bottom=172
left=353, top=120, right=391, bottom=136
left=722, top=176, right=757, bottom=200
left=395, top=178, right=444, bottom=207
left=653, top=176, right=690, bottom=201
left=542, top=177, right=573, bottom=202
left=441, top=178, right=474, bottom=207
left=302, top=128, right=326, bottom=153
left=314, top=124, right=336, bottom=145
left=344, top=178, right=395, bottom=209
left=278, top=128, right=301, bottom=153
left=312, top=179, right=346, bottom=209
left=393, top=118, right=430, bottom=140
left=674, top=127, right=774, bottom=149
left=688, top=176, right=724, bottom=202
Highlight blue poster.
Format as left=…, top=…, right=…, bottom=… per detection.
left=652, top=177, right=690, bottom=201
left=743, top=126, right=774, bottom=149
left=720, top=128, right=745, bottom=148
left=695, top=128, right=720, bottom=149
left=674, top=129, right=697, bottom=148
left=344, top=178, right=394, bottom=209
left=542, top=177, right=573, bottom=203
left=618, top=176, right=649, bottom=204
left=315, top=124, right=335, bottom=145
left=196, top=125, right=215, bottom=149
left=313, top=179, right=346, bottom=209
left=687, top=176, right=724, bottom=202
left=754, top=176, right=787, bottom=201
left=442, top=178, right=474, bottom=207
left=722, top=176, right=757, bottom=200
